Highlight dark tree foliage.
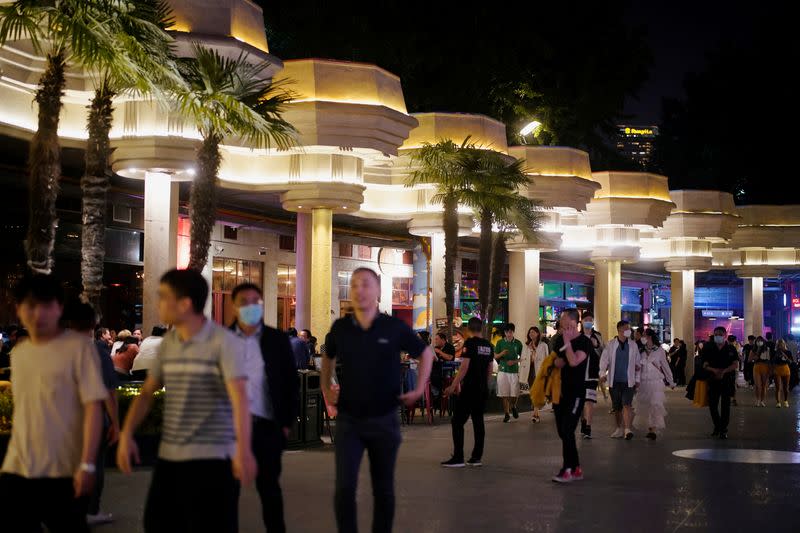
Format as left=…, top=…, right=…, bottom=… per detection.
left=260, top=1, right=651, bottom=159
left=649, top=15, right=793, bottom=204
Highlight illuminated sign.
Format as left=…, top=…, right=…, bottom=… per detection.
left=623, top=127, right=655, bottom=136
left=701, top=309, right=733, bottom=318
left=792, top=297, right=800, bottom=309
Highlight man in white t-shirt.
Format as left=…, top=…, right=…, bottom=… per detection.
left=0, top=275, right=107, bottom=532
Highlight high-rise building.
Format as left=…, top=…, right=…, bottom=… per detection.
left=617, top=125, right=659, bottom=168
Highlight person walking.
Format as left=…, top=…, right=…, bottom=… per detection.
left=230, top=282, right=299, bottom=532
left=441, top=317, right=495, bottom=468
left=550, top=309, right=592, bottom=483
left=579, top=311, right=603, bottom=439
left=749, top=336, right=771, bottom=406
left=525, top=326, right=549, bottom=422
left=322, top=267, right=433, bottom=533
left=700, top=326, right=739, bottom=439
left=0, top=275, right=107, bottom=533
left=772, top=339, right=792, bottom=408
left=599, top=320, right=641, bottom=440
left=635, top=329, right=675, bottom=440
left=495, top=323, right=523, bottom=422
left=117, top=269, right=256, bottom=533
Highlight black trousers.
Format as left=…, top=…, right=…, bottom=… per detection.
left=253, top=416, right=287, bottom=533
left=553, top=396, right=585, bottom=470
left=144, top=458, right=239, bottom=533
left=0, top=473, right=89, bottom=533
left=451, top=392, right=487, bottom=461
left=708, top=379, right=732, bottom=433
left=335, top=411, right=401, bottom=533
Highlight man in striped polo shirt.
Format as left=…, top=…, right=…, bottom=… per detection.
left=117, top=269, right=255, bottom=532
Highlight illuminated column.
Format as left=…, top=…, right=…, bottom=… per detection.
left=593, top=259, right=622, bottom=340
left=143, top=172, right=179, bottom=334
left=379, top=274, right=393, bottom=314
left=743, top=277, right=764, bottom=338
left=430, top=232, right=448, bottom=325
left=509, top=249, right=541, bottom=331
left=670, top=270, right=696, bottom=344
left=294, top=213, right=312, bottom=330
left=310, top=208, right=333, bottom=338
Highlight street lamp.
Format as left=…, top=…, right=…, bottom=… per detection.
left=519, top=120, right=542, bottom=144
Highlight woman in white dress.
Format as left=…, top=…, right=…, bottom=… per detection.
left=635, top=328, right=675, bottom=440
left=523, top=326, right=550, bottom=422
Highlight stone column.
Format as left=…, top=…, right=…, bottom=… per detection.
left=143, top=172, right=179, bottom=335
left=509, top=249, right=541, bottom=331
left=309, top=208, right=333, bottom=339
left=670, top=270, right=696, bottom=343
left=294, top=212, right=312, bottom=331
left=593, top=259, right=622, bottom=340
left=430, top=232, right=448, bottom=325
left=379, top=274, right=393, bottom=314
left=743, top=277, right=764, bottom=338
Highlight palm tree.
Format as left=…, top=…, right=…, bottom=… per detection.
left=405, top=138, right=474, bottom=339
left=0, top=0, right=125, bottom=273
left=456, top=150, right=542, bottom=332
left=175, top=45, right=296, bottom=271
left=79, top=0, right=181, bottom=312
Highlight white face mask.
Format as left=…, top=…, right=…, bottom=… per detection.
left=623, top=329, right=632, bottom=339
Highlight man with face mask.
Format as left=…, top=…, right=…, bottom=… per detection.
left=599, top=320, right=642, bottom=440
left=579, top=311, right=604, bottom=439
left=230, top=282, right=299, bottom=533
left=700, top=326, right=739, bottom=439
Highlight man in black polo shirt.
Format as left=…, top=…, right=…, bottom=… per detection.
left=551, top=308, right=591, bottom=483
left=701, top=326, right=739, bottom=439
left=440, top=317, right=494, bottom=468
left=322, top=267, right=434, bottom=533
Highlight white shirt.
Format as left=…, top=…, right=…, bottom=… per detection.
left=235, top=325, right=272, bottom=421
left=132, top=336, right=163, bottom=371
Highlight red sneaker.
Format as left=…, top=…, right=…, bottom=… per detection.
left=552, top=468, right=573, bottom=483
left=572, top=467, right=584, bottom=481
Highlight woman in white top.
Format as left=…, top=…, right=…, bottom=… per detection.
left=523, top=326, right=549, bottom=423
left=634, top=329, right=675, bottom=440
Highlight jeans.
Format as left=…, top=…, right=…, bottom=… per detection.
left=0, top=473, right=89, bottom=533
left=554, top=396, right=585, bottom=470
left=335, top=411, right=402, bottom=533
left=253, top=416, right=287, bottom=533
left=451, top=392, right=487, bottom=461
left=708, top=379, right=732, bottom=433
left=144, top=459, right=239, bottom=533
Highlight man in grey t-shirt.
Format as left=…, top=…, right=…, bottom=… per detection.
left=117, top=269, right=254, bottom=533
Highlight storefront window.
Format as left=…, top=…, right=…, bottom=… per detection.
left=277, top=264, right=295, bottom=330
left=211, top=257, right=264, bottom=325
left=392, top=277, right=413, bottom=306
left=338, top=271, right=352, bottom=301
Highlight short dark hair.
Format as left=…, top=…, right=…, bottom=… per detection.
left=644, top=328, right=660, bottom=345
left=160, top=269, right=208, bottom=314
left=436, top=332, right=447, bottom=342
left=713, top=326, right=727, bottom=334
left=467, top=317, right=482, bottom=333
left=766, top=331, right=773, bottom=340
left=231, top=282, right=262, bottom=302
left=61, top=300, right=97, bottom=332
left=561, top=308, right=580, bottom=323
left=95, top=327, right=109, bottom=340
left=581, top=310, right=594, bottom=320
left=352, top=267, right=380, bottom=284
left=504, top=323, right=516, bottom=332
left=727, top=335, right=737, bottom=342
left=151, top=326, right=167, bottom=337
left=301, top=329, right=312, bottom=337
left=13, top=274, right=65, bottom=305
left=747, top=335, right=756, bottom=341
left=287, top=327, right=298, bottom=337
left=616, top=320, right=630, bottom=330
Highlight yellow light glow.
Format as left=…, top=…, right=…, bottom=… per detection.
left=520, top=121, right=542, bottom=136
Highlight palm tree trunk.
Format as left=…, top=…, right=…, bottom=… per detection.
left=188, top=134, right=222, bottom=272
left=25, top=52, right=66, bottom=274
left=80, top=83, right=115, bottom=313
left=442, top=194, right=459, bottom=341
left=486, top=231, right=508, bottom=331
left=477, top=208, right=492, bottom=332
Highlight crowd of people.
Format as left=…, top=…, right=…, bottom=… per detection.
left=1, top=268, right=799, bottom=532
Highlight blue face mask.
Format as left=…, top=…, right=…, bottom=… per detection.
left=238, top=303, right=264, bottom=327
left=583, top=321, right=593, bottom=330
left=714, top=335, right=725, bottom=345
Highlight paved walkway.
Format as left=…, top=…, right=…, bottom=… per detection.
left=100, top=388, right=800, bottom=532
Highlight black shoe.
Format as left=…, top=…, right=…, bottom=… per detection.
left=441, top=457, right=465, bottom=468
left=503, top=414, right=510, bottom=423
left=719, top=432, right=728, bottom=440
left=582, top=425, right=592, bottom=439
left=625, top=431, right=634, bottom=440
left=466, top=458, right=483, bottom=467
left=580, top=419, right=588, bottom=435
left=646, top=432, right=657, bottom=440
left=711, top=429, right=720, bottom=438
left=512, top=407, right=519, bottom=419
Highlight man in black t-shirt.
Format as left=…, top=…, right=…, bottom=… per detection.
left=551, top=308, right=591, bottom=483
left=441, top=317, right=494, bottom=468
left=432, top=332, right=456, bottom=396
left=322, top=268, right=434, bottom=533
left=700, top=326, right=739, bottom=439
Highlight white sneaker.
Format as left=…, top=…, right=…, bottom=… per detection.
left=87, top=512, right=114, bottom=525
left=610, top=428, right=624, bottom=439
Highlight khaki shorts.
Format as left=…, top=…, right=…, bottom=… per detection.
left=497, top=372, right=520, bottom=397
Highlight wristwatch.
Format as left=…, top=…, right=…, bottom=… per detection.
left=79, top=462, right=96, bottom=474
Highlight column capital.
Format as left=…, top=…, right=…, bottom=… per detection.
left=110, top=137, right=198, bottom=181
left=280, top=182, right=365, bottom=213
left=506, top=231, right=561, bottom=252
left=406, top=212, right=473, bottom=237
left=735, top=266, right=780, bottom=279
left=665, top=256, right=711, bottom=272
